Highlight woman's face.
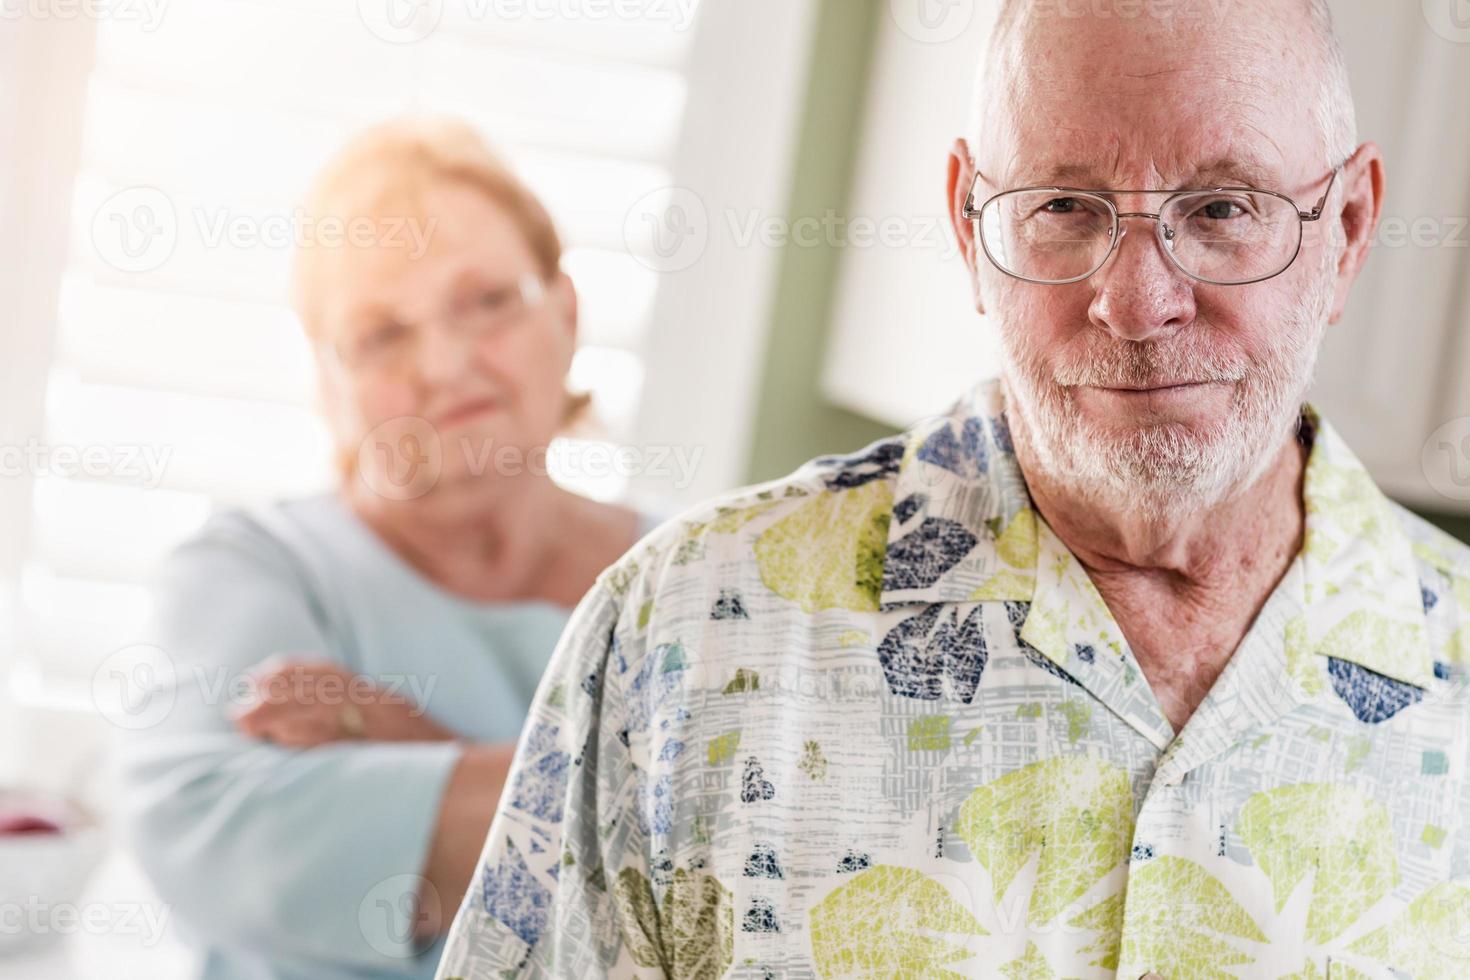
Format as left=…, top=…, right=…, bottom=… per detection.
left=315, top=180, right=577, bottom=499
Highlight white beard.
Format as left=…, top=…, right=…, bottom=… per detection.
left=996, top=261, right=1336, bottom=526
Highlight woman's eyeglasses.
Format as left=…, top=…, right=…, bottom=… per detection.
left=326, top=271, right=547, bottom=377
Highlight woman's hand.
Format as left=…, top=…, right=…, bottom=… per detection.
left=230, top=657, right=456, bottom=749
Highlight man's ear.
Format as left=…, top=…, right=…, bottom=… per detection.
left=947, top=138, right=985, bottom=315
left=1327, top=141, right=1385, bottom=325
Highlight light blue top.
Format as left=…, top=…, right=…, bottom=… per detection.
left=114, top=493, right=663, bottom=980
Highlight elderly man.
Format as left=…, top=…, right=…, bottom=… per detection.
left=436, top=1, right=1470, bottom=976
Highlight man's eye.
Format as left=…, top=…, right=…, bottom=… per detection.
left=1198, top=199, right=1246, bottom=220
left=1042, top=197, right=1082, bottom=214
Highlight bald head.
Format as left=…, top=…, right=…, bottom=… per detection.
left=973, top=0, right=1356, bottom=176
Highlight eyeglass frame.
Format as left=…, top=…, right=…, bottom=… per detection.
left=320, top=269, right=549, bottom=378
left=959, top=165, right=1342, bottom=286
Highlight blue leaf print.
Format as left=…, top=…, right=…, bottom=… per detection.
left=639, top=773, right=673, bottom=835
left=507, top=725, right=572, bottom=823
left=881, top=517, right=977, bottom=592
left=742, top=757, right=775, bottom=803
left=893, top=492, right=926, bottom=525
left=479, top=840, right=551, bottom=948
left=992, top=411, right=1015, bottom=454
left=917, top=415, right=989, bottom=479
left=744, top=843, right=784, bottom=879
left=743, top=897, right=781, bottom=933
left=1328, top=657, right=1424, bottom=723
left=814, top=439, right=904, bottom=490
left=1023, top=645, right=1079, bottom=687
left=711, top=589, right=750, bottom=620
left=876, top=603, right=989, bottom=702
left=624, top=641, right=688, bottom=734
left=1421, top=584, right=1439, bottom=613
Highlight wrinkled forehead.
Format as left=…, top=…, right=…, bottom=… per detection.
left=976, top=2, right=1325, bottom=190
left=991, top=123, right=1293, bottom=193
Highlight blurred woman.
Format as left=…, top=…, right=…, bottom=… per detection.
left=117, top=118, right=663, bottom=979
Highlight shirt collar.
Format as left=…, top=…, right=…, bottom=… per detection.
left=877, top=375, right=1436, bottom=690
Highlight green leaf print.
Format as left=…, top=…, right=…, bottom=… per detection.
left=954, top=755, right=1134, bottom=926
left=968, top=508, right=1038, bottom=601
left=1316, top=609, right=1432, bottom=687
left=1279, top=959, right=1376, bottom=980
left=666, top=869, right=736, bottom=980
left=808, top=864, right=985, bottom=979
left=1346, top=881, right=1470, bottom=974
left=798, top=740, right=829, bottom=780
left=614, top=866, right=664, bottom=968
left=673, top=501, right=782, bottom=567
left=1282, top=614, right=1325, bottom=695
left=754, top=480, right=893, bottom=612
left=722, top=668, right=759, bottom=694
left=999, top=940, right=1057, bottom=979
left=1066, top=891, right=1124, bottom=971
left=705, top=500, right=782, bottom=534
left=1304, top=458, right=1396, bottom=554
left=1118, top=855, right=1268, bottom=978
left=707, top=730, right=741, bottom=766
left=613, top=866, right=734, bottom=980
left=1237, top=783, right=1398, bottom=944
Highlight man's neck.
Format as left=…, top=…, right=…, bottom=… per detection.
left=1011, top=417, right=1310, bottom=732
left=1016, top=425, right=1309, bottom=597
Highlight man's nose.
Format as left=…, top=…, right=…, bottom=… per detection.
left=1087, top=219, right=1197, bottom=341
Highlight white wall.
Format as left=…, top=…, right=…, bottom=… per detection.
left=820, top=0, right=999, bottom=429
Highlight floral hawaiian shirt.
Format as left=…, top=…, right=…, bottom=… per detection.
left=435, top=375, right=1470, bottom=979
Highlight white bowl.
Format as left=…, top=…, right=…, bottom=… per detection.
left=0, top=826, right=108, bottom=956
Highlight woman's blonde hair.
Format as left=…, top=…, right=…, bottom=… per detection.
left=293, top=116, right=593, bottom=443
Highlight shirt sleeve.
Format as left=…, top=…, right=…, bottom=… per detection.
left=434, top=575, right=645, bottom=979
left=113, top=513, right=465, bottom=971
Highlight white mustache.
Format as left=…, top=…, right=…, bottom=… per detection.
left=1053, top=350, right=1246, bottom=389
left=1059, top=373, right=1243, bottom=388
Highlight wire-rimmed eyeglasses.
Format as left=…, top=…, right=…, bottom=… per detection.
left=323, top=271, right=548, bottom=378
left=960, top=166, right=1341, bottom=286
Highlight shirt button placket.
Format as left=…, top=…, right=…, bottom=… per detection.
left=1121, top=769, right=1173, bottom=980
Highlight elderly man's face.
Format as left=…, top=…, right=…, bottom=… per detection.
left=950, top=4, right=1377, bottom=519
